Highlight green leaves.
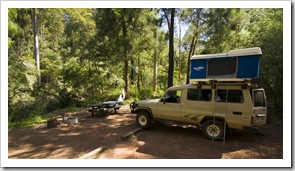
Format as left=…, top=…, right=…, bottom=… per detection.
left=8, top=8, right=283, bottom=124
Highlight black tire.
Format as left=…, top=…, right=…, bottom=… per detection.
left=136, top=111, right=152, bottom=129
left=202, top=120, right=225, bottom=140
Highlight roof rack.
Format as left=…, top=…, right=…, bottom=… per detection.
left=190, top=78, right=260, bottom=89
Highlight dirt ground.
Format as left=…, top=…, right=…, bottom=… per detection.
left=8, top=105, right=283, bottom=159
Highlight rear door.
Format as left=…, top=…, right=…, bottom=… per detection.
left=251, top=89, right=267, bottom=125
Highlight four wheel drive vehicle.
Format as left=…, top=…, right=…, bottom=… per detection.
left=130, top=82, right=267, bottom=140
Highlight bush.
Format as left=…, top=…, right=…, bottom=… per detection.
left=57, top=88, right=85, bottom=108
left=138, top=88, right=154, bottom=100
left=8, top=115, right=48, bottom=131
left=8, top=100, right=47, bottom=123
left=46, top=99, right=61, bottom=113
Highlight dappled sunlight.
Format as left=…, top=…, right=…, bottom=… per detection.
left=7, top=5, right=285, bottom=163
left=42, top=144, right=53, bottom=148
left=8, top=144, right=34, bottom=156
left=221, top=144, right=283, bottom=159
left=222, top=149, right=262, bottom=159
left=39, top=130, right=50, bottom=134
left=18, top=135, right=32, bottom=142
left=98, top=140, right=150, bottom=159
left=48, top=148, right=74, bottom=159
left=9, top=110, right=140, bottom=159
left=105, top=132, right=118, bottom=137
left=57, top=132, right=81, bottom=137
left=8, top=108, right=283, bottom=159
left=107, top=122, right=128, bottom=129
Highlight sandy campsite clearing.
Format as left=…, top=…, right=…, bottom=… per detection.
left=9, top=105, right=283, bottom=160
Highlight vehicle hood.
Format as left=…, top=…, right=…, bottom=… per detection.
left=137, top=98, right=160, bottom=105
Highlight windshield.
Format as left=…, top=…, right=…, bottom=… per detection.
left=160, top=90, right=181, bottom=103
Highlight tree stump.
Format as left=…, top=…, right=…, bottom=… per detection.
left=47, top=118, right=58, bottom=128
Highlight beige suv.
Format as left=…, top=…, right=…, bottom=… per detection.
left=130, top=82, right=267, bottom=140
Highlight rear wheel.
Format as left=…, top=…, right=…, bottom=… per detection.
left=136, top=111, right=152, bottom=129
left=202, top=120, right=225, bottom=140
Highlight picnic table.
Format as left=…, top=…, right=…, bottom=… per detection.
left=88, top=101, right=120, bottom=116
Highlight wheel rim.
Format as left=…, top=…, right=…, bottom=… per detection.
left=206, top=124, right=220, bottom=137
left=138, top=115, right=147, bottom=126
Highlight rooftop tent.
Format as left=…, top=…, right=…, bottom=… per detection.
left=190, top=47, right=262, bottom=82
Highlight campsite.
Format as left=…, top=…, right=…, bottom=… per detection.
left=9, top=105, right=283, bottom=159
left=6, top=7, right=287, bottom=165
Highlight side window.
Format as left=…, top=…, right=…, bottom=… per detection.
left=216, top=90, right=243, bottom=103
left=228, top=90, right=244, bottom=103
left=187, top=89, right=212, bottom=101
left=160, top=90, right=181, bottom=103
left=215, top=90, right=227, bottom=102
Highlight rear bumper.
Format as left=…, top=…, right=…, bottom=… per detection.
left=252, top=113, right=267, bottom=126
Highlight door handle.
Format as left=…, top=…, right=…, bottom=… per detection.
left=174, top=107, right=179, bottom=109
left=233, top=111, right=242, bottom=115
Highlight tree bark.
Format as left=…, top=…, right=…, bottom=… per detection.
left=137, top=55, right=141, bottom=92
left=32, top=8, right=41, bottom=87
left=124, top=58, right=129, bottom=99
left=153, top=29, right=158, bottom=92
left=167, top=8, right=175, bottom=88
left=178, top=16, right=181, bottom=84
left=122, top=11, right=129, bottom=99
left=186, top=36, right=196, bottom=84
left=130, top=58, right=135, bottom=85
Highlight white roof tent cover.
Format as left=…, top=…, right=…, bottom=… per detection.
left=191, top=47, right=262, bottom=60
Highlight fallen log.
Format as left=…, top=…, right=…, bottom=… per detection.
left=79, top=146, right=106, bottom=159
left=121, top=127, right=143, bottom=141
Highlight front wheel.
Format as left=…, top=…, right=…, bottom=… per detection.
left=136, top=111, right=152, bottom=129
left=202, top=120, right=225, bottom=140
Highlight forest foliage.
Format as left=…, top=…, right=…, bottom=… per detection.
left=8, top=8, right=283, bottom=126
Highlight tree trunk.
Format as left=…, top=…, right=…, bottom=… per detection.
left=153, top=29, right=158, bottom=92
left=137, top=55, right=141, bottom=92
left=178, top=16, right=181, bottom=84
left=130, top=58, right=135, bottom=85
left=124, top=58, right=129, bottom=99
left=122, top=12, right=129, bottom=99
left=32, top=8, right=41, bottom=87
left=167, top=8, right=175, bottom=88
left=88, top=60, right=94, bottom=101
left=186, top=36, right=196, bottom=84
